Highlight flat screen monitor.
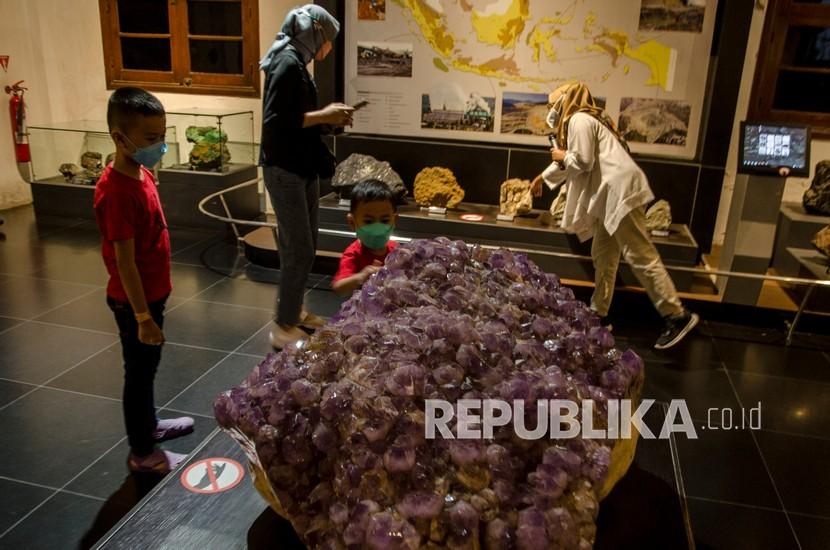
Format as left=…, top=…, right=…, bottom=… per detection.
left=739, top=122, right=811, bottom=177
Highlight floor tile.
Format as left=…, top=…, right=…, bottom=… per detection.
left=755, top=431, right=830, bottom=517
left=0, top=244, right=50, bottom=275
left=168, top=353, right=261, bottom=417
left=643, top=366, right=740, bottom=421
left=303, top=288, right=347, bottom=319
left=0, top=379, right=33, bottom=409
left=169, top=263, right=228, bottom=300
left=241, top=264, right=281, bottom=285
left=628, top=331, right=721, bottom=371
left=30, top=248, right=109, bottom=286
left=0, top=323, right=117, bottom=385
left=32, top=288, right=116, bottom=334
left=195, top=277, right=277, bottom=310
left=235, top=324, right=275, bottom=358
left=35, top=221, right=103, bottom=248
left=0, top=276, right=99, bottom=319
left=35, top=293, right=188, bottom=334
left=687, top=499, right=798, bottom=550
left=0, top=478, right=54, bottom=534
left=48, top=343, right=227, bottom=405
left=0, top=316, right=22, bottom=334
left=162, top=300, right=272, bottom=351
left=0, top=492, right=104, bottom=550
left=65, top=410, right=217, bottom=500
left=168, top=228, right=220, bottom=254
left=0, top=388, right=124, bottom=486
left=729, top=372, right=830, bottom=438
left=789, top=514, right=830, bottom=550
left=171, top=238, right=246, bottom=274
left=675, top=420, right=781, bottom=508
left=715, top=340, right=830, bottom=383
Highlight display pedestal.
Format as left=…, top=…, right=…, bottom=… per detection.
left=30, top=179, right=96, bottom=220
left=94, top=405, right=691, bottom=549
left=241, top=194, right=700, bottom=290
left=157, top=164, right=260, bottom=229
left=717, top=174, right=785, bottom=304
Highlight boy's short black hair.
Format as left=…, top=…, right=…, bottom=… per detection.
left=107, top=87, right=165, bottom=131
left=350, top=179, right=397, bottom=212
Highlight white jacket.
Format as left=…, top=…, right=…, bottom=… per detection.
left=542, top=112, right=654, bottom=242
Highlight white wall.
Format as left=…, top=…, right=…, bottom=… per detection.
left=0, top=0, right=294, bottom=209
left=713, top=1, right=830, bottom=245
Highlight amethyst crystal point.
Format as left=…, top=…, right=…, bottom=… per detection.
left=213, top=238, right=643, bottom=548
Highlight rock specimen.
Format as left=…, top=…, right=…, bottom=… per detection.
left=186, top=126, right=231, bottom=171
left=813, top=225, right=830, bottom=259
left=645, top=199, right=672, bottom=232
left=215, top=238, right=644, bottom=549
left=332, top=154, right=407, bottom=200
left=499, top=179, right=533, bottom=216
left=803, top=160, right=830, bottom=216
left=413, top=167, right=464, bottom=208
left=81, top=151, right=103, bottom=171
left=59, top=163, right=83, bottom=180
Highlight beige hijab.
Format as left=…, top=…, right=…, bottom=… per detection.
left=548, top=81, right=628, bottom=151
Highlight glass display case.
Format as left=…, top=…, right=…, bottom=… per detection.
left=28, top=120, right=179, bottom=186
left=164, top=109, right=255, bottom=173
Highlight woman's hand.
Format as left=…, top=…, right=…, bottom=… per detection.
left=551, top=148, right=567, bottom=163
left=320, top=103, right=354, bottom=127
left=531, top=174, right=544, bottom=197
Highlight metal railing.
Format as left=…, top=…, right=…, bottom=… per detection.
left=198, top=177, right=830, bottom=345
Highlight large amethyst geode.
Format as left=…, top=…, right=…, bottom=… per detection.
left=215, top=238, right=644, bottom=549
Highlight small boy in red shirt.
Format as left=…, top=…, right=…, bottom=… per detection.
left=94, top=88, right=193, bottom=474
left=332, top=179, right=399, bottom=296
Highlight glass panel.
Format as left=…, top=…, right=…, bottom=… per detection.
left=773, top=70, right=830, bottom=113
left=781, top=26, right=830, bottom=68
left=117, top=0, right=169, bottom=34
left=187, top=1, right=242, bottom=36
left=189, top=40, right=243, bottom=74
left=121, top=37, right=172, bottom=71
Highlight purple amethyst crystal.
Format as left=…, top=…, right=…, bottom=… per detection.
left=214, top=239, right=644, bottom=548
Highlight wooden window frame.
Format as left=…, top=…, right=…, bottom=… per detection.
left=99, top=0, right=260, bottom=98
left=749, top=0, right=830, bottom=138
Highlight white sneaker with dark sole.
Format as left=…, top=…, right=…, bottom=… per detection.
left=654, top=312, right=700, bottom=350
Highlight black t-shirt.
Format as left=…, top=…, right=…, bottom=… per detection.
left=260, top=48, right=334, bottom=178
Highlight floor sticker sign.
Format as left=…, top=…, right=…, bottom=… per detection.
left=181, top=457, right=244, bottom=494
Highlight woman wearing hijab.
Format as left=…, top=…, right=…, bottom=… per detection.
left=260, top=5, right=353, bottom=349
left=532, top=81, right=699, bottom=350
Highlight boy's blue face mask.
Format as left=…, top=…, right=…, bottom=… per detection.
left=357, top=223, right=393, bottom=250
left=124, top=135, right=168, bottom=169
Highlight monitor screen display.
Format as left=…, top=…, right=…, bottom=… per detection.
left=739, top=122, right=811, bottom=177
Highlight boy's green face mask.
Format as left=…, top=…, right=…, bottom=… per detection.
left=356, top=223, right=393, bottom=249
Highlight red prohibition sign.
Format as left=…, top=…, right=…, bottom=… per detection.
left=180, top=457, right=245, bottom=494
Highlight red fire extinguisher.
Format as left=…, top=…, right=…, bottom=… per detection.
left=5, top=80, right=31, bottom=163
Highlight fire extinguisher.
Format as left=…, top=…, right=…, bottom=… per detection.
left=5, top=80, right=31, bottom=163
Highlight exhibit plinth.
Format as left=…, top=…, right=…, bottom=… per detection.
left=717, top=174, right=786, bottom=304
left=244, top=194, right=700, bottom=291
left=94, top=405, right=692, bottom=549
left=157, top=164, right=260, bottom=229
left=30, top=178, right=96, bottom=219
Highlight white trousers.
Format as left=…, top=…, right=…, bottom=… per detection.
left=590, top=207, right=684, bottom=318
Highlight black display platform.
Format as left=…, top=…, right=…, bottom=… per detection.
left=246, top=193, right=700, bottom=291
left=157, top=163, right=260, bottom=229
left=95, top=406, right=691, bottom=549
left=30, top=178, right=97, bottom=219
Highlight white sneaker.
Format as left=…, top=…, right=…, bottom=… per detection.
left=269, top=323, right=308, bottom=349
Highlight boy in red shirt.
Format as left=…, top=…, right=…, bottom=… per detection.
left=332, top=179, right=399, bottom=296
left=94, top=88, right=193, bottom=474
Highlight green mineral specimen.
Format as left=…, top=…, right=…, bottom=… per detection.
left=186, top=126, right=231, bottom=171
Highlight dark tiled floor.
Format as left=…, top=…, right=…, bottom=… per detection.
left=0, top=204, right=828, bottom=548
